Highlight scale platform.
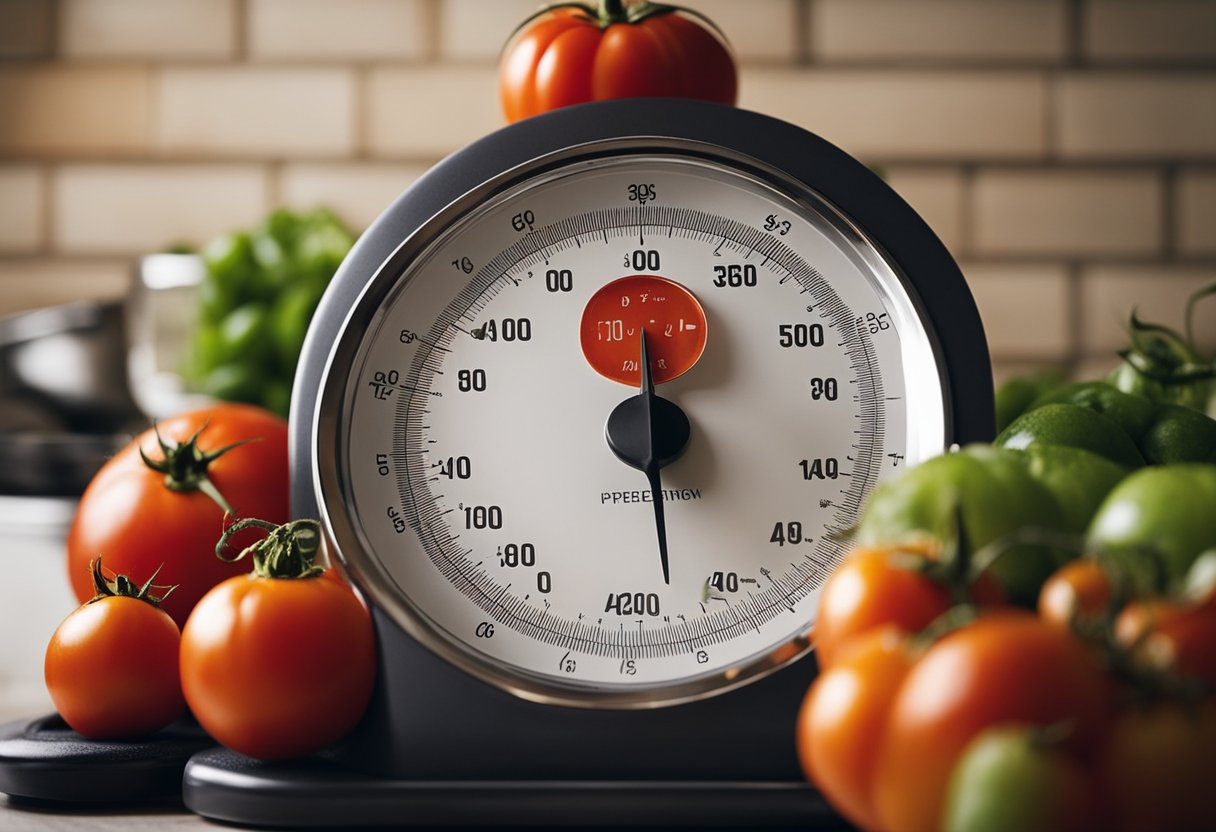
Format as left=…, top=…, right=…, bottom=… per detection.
left=0, top=716, right=847, bottom=828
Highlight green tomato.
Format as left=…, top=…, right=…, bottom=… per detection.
left=996, top=403, right=1145, bottom=469
left=1011, top=445, right=1128, bottom=534
left=1087, top=464, right=1216, bottom=581
left=993, top=369, right=1065, bottom=435
left=1109, top=361, right=1215, bottom=418
left=1138, top=403, right=1216, bottom=465
left=855, top=445, right=1068, bottom=606
left=1027, top=381, right=1156, bottom=441
left=943, top=726, right=1095, bottom=832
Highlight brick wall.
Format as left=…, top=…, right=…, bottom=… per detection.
left=1, top=0, right=1213, bottom=382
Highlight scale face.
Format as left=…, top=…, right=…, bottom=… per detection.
left=298, top=101, right=992, bottom=727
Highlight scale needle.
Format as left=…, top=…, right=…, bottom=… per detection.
left=605, top=330, right=691, bottom=585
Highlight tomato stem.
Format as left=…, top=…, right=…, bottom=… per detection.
left=88, top=558, right=176, bottom=607
left=139, top=421, right=259, bottom=515
left=599, top=0, right=627, bottom=22
left=216, top=517, right=325, bottom=580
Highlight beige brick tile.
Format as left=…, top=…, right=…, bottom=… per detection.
left=1083, top=1, right=1216, bottom=64
left=438, top=0, right=535, bottom=62
left=963, top=263, right=1072, bottom=360
left=366, top=66, right=501, bottom=158
left=156, top=68, right=355, bottom=158
left=0, top=66, right=152, bottom=157
left=0, top=0, right=53, bottom=58
left=248, top=0, right=428, bottom=61
left=437, top=0, right=795, bottom=64
left=52, top=165, right=270, bottom=255
left=1177, top=169, right=1216, bottom=256
left=279, top=163, right=431, bottom=232
left=691, top=1, right=799, bottom=63
left=1057, top=74, right=1216, bottom=160
left=1080, top=266, right=1216, bottom=356
left=739, top=70, right=1046, bottom=160
left=0, top=166, right=43, bottom=254
left=884, top=168, right=965, bottom=256
left=810, top=0, right=1067, bottom=63
left=0, top=258, right=132, bottom=317
left=60, top=0, right=236, bottom=59
left=972, top=169, right=1161, bottom=256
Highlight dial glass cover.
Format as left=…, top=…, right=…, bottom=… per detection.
left=316, top=142, right=949, bottom=708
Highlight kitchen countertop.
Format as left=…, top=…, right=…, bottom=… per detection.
left=0, top=797, right=204, bottom=831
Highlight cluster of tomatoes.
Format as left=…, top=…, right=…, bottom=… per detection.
left=44, top=405, right=376, bottom=760
left=799, top=540, right=1216, bottom=832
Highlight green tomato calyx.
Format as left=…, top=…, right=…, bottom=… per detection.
left=139, top=420, right=258, bottom=515
left=507, top=1, right=730, bottom=42
left=216, top=517, right=325, bottom=580
left=88, top=558, right=176, bottom=608
left=1117, top=282, right=1216, bottom=387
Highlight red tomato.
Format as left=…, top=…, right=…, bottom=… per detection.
left=45, top=587, right=183, bottom=739
left=499, top=1, right=736, bottom=123
left=1037, top=558, right=1114, bottom=632
left=797, top=626, right=914, bottom=831
left=1115, top=597, right=1216, bottom=690
left=814, top=543, right=1004, bottom=670
left=871, top=611, right=1112, bottom=832
left=180, top=570, right=376, bottom=760
left=1097, top=699, right=1216, bottom=832
left=67, top=404, right=289, bottom=628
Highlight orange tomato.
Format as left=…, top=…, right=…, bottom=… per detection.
left=179, top=570, right=376, bottom=760
left=1115, top=597, right=1216, bottom=690
left=45, top=594, right=183, bottom=739
left=499, top=1, right=736, bottom=123
left=67, top=404, right=290, bottom=628
left=871, top=612, right=1112, bottom=832
left=797, top=626, right=915, bottom=831
left=1037, top=558, right=1114, bottom=631
left=814, top=544, right=1004, bottom=670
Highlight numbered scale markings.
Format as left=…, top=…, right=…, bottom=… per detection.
left=323, top=152, right=947, bottom=706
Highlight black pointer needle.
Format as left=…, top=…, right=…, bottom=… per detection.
left=605, top=331, right=691, bottom=584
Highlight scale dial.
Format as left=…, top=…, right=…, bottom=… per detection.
left=316, top=143, right=952, bottom=708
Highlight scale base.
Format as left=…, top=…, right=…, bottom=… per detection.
left=184, top=748, right=847, bottom=829
left=0, top=715, right=213, bottom=805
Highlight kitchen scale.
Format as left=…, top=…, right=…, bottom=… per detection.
left=179, top=98, right=991, bottom=826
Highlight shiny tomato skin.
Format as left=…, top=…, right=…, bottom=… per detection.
left=1097, top=699, right=1216, bottom=832
left=45, top=597, right=183, bottom=739
left=67, top=404, right=290, bottom=628
left=1115, top=598, right=1216, bottom=690
left=499, top=8, right=736, bottom=123
left=797, top=626, right=914, bottom=832
left=871, top=611, right=1112, bottom=832
left=180, top=573, right=376, bottom=760
left=814, top=544, right=1003, bottom=670
left=1037, top=559, right=1114, bottom=631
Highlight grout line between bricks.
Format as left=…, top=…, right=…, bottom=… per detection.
left=1162, top=164, right=1178, bottom=261
left=234, top=0, right=248, bottom=62
left=1065, top=260, right=1084, bottom=376
left=39, top=161, right=54, bottom=256
left=795, top=0, right=812, bottom=66
left=1065, top=0, right=1085, bottom=68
